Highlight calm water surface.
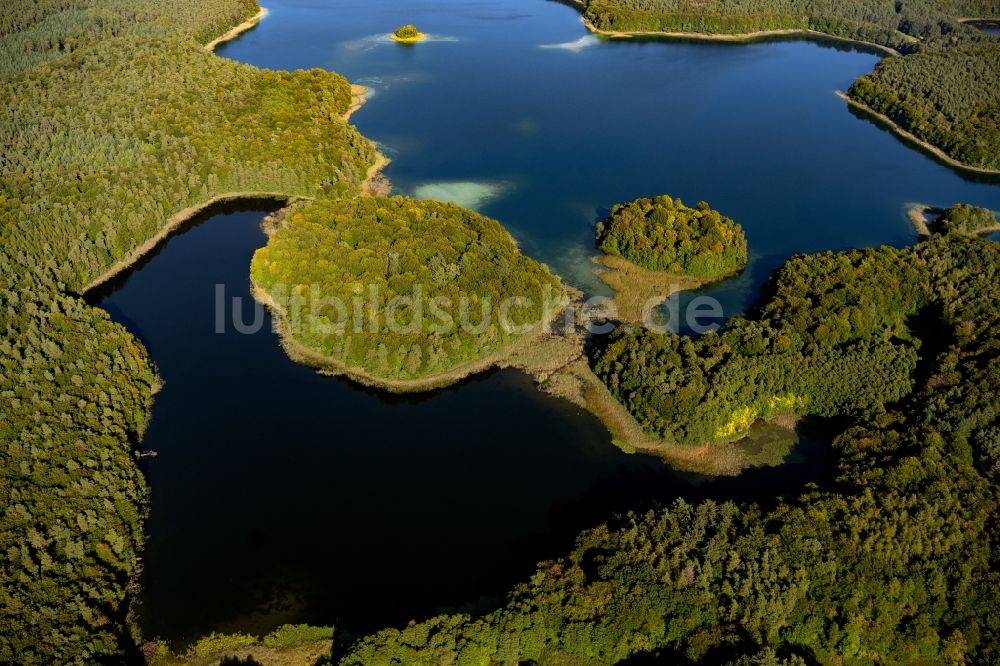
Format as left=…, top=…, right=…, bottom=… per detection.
left=96, top=0, right=1000, bottom=644
left=222, top=0, right=1000, bottom=317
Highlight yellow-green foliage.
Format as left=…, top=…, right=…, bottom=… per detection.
left=936, top=203, right=1000, bottom=235
left=251, top=197, right=564, bottom=380
left=2, top=37, right=373, bottom=290
left=582, top=0, right=997, bottom=50
left=596, top=194, right=747, bottom=279
left=193, top=632, right=258, bottom=658
left=0, top=266, right=156, bottom=663
left=0, top=0, right=260, bottom=77
left=262, top=624, right=333, bottom=648
left=393, top=24, right=420, bottom=39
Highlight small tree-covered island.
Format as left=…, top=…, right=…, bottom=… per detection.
left=390, top=24, right=426, bottom=43
left=595, top=194, right=747, bottom=322
left=250, top=196, right=565, bottom=389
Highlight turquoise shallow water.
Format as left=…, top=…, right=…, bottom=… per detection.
left=94, top=0, right=1000, bottom=644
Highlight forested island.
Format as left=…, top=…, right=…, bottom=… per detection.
left=250, top=197, right=565, bottom=389
left=577, top=0, right=1000, bottom=172
left=391, top=24, right=426, bottom=43
left=595, top=194, right=747, bottom=322
left=597, top=195, right=747, bottom=277
left=3, top=0, right=1000, bottom=664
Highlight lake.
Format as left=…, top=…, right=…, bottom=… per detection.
left=96, top=0, right=1000, bottom=645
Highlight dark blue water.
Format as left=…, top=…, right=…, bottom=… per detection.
left=967, top=21, right=1000, bottom=35
left=95, top=0, right=1000, bottom=645
left=220, top=0, right=1000, bottom=320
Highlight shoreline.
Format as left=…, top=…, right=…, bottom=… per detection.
left=342, top=84, right=369, bottom=121
left=204, top=7, right=268, bottom=51
left=836, top=91, right=1000, bottom=176
left=251, top=275, right=778, bottom=476
left=581, top=17, right=899, bottom=56
left=81, top=192, right=295, bottom=294
left=250, top=281, right=573, bottom=393
left=907, top=203, right=932, bottom=236
left=390, top=32, right=427, bottom=44
left=497, top=287, right=787, bottom=476
left=81, top=124, right=386, bottom=295
left=958, top=17, right=1000, bottom=25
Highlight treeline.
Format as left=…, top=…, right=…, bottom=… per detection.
left=596, top=194, right=747, bottom=279
left=0, top=0, right=379, bottom=661
left=337, top=233, right=1000, bottom=665
left=849, top=43, right=1000, bottom=171
left=251, top=197, right=563, bottom=381
left=582, top=0, right=996, bottom=50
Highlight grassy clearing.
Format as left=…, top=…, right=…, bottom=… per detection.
left=594, top=255, right=707, bottom=324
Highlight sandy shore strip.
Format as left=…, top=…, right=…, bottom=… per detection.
left=362, top=151, right=392, bottom=196
left=81, top=192, right=296, bottom=294
left=582, top=17, right=899, bottom=55
left=836, top=91, right=1000, bottom=176
left=907, top=204, right=933, bottom=236
left=205, top=7, right=268, bottom=51
left=342, top=84, right=370, bottom=121
left=390, top=32, right=427, bottom=44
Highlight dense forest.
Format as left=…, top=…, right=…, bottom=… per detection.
left=596, top=195, right=747, bottom=279
left=1, top=263, right=156, bottom=661
left=581, top=0, right=1000, bottom=170
left=849, top=44, right=1000, bottom=171
left=251, top=197, right=563, bottom=382
left=2, top=36, right=373, bottom=290
left=0, top=0, right=260, bottom=77
left=0, top=0, right=378, bottom=661
left=338, top=233, right=1000, bottom=665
